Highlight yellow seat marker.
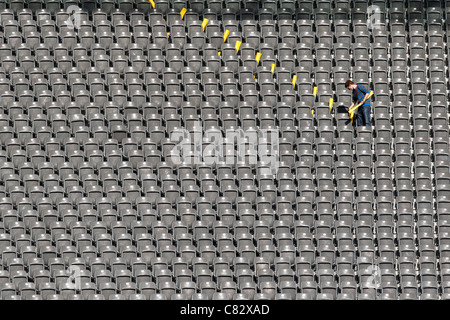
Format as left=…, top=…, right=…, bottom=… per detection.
left=218, top=51, right=221, bottom=56
left=292, top=74, right=297, bottom=89
left=311, top=86, right=318, bottom=115
left=202, top=18, right=209, bottom=32
left=349, top=107, right=357, bottom=122
left=235, top=40, right=241, bottom=53
left=255, top=52, right=262, bottom=65
left=329, top=98, right=333, bottom=112
left=270, top=64, right=275, bottom=74
left=180, top=8, right=187, bottom=20
left=148, top=0, right=155, bottom=9
left=349, top=103, right=362, bottom=121
left=223, top=29, right=230, bottom=42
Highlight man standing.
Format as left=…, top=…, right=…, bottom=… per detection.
left=345, top=80, right=373, bottom=127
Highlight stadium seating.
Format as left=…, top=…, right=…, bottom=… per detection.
left=0, top=0, right=448, bottom=300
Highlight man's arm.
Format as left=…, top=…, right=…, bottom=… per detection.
left=356, top=84, right=372, bottom=104
left=361, top=92, right=371, bottom=104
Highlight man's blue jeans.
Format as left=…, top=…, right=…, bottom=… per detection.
left=357, top=104, right=371, bottom=127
